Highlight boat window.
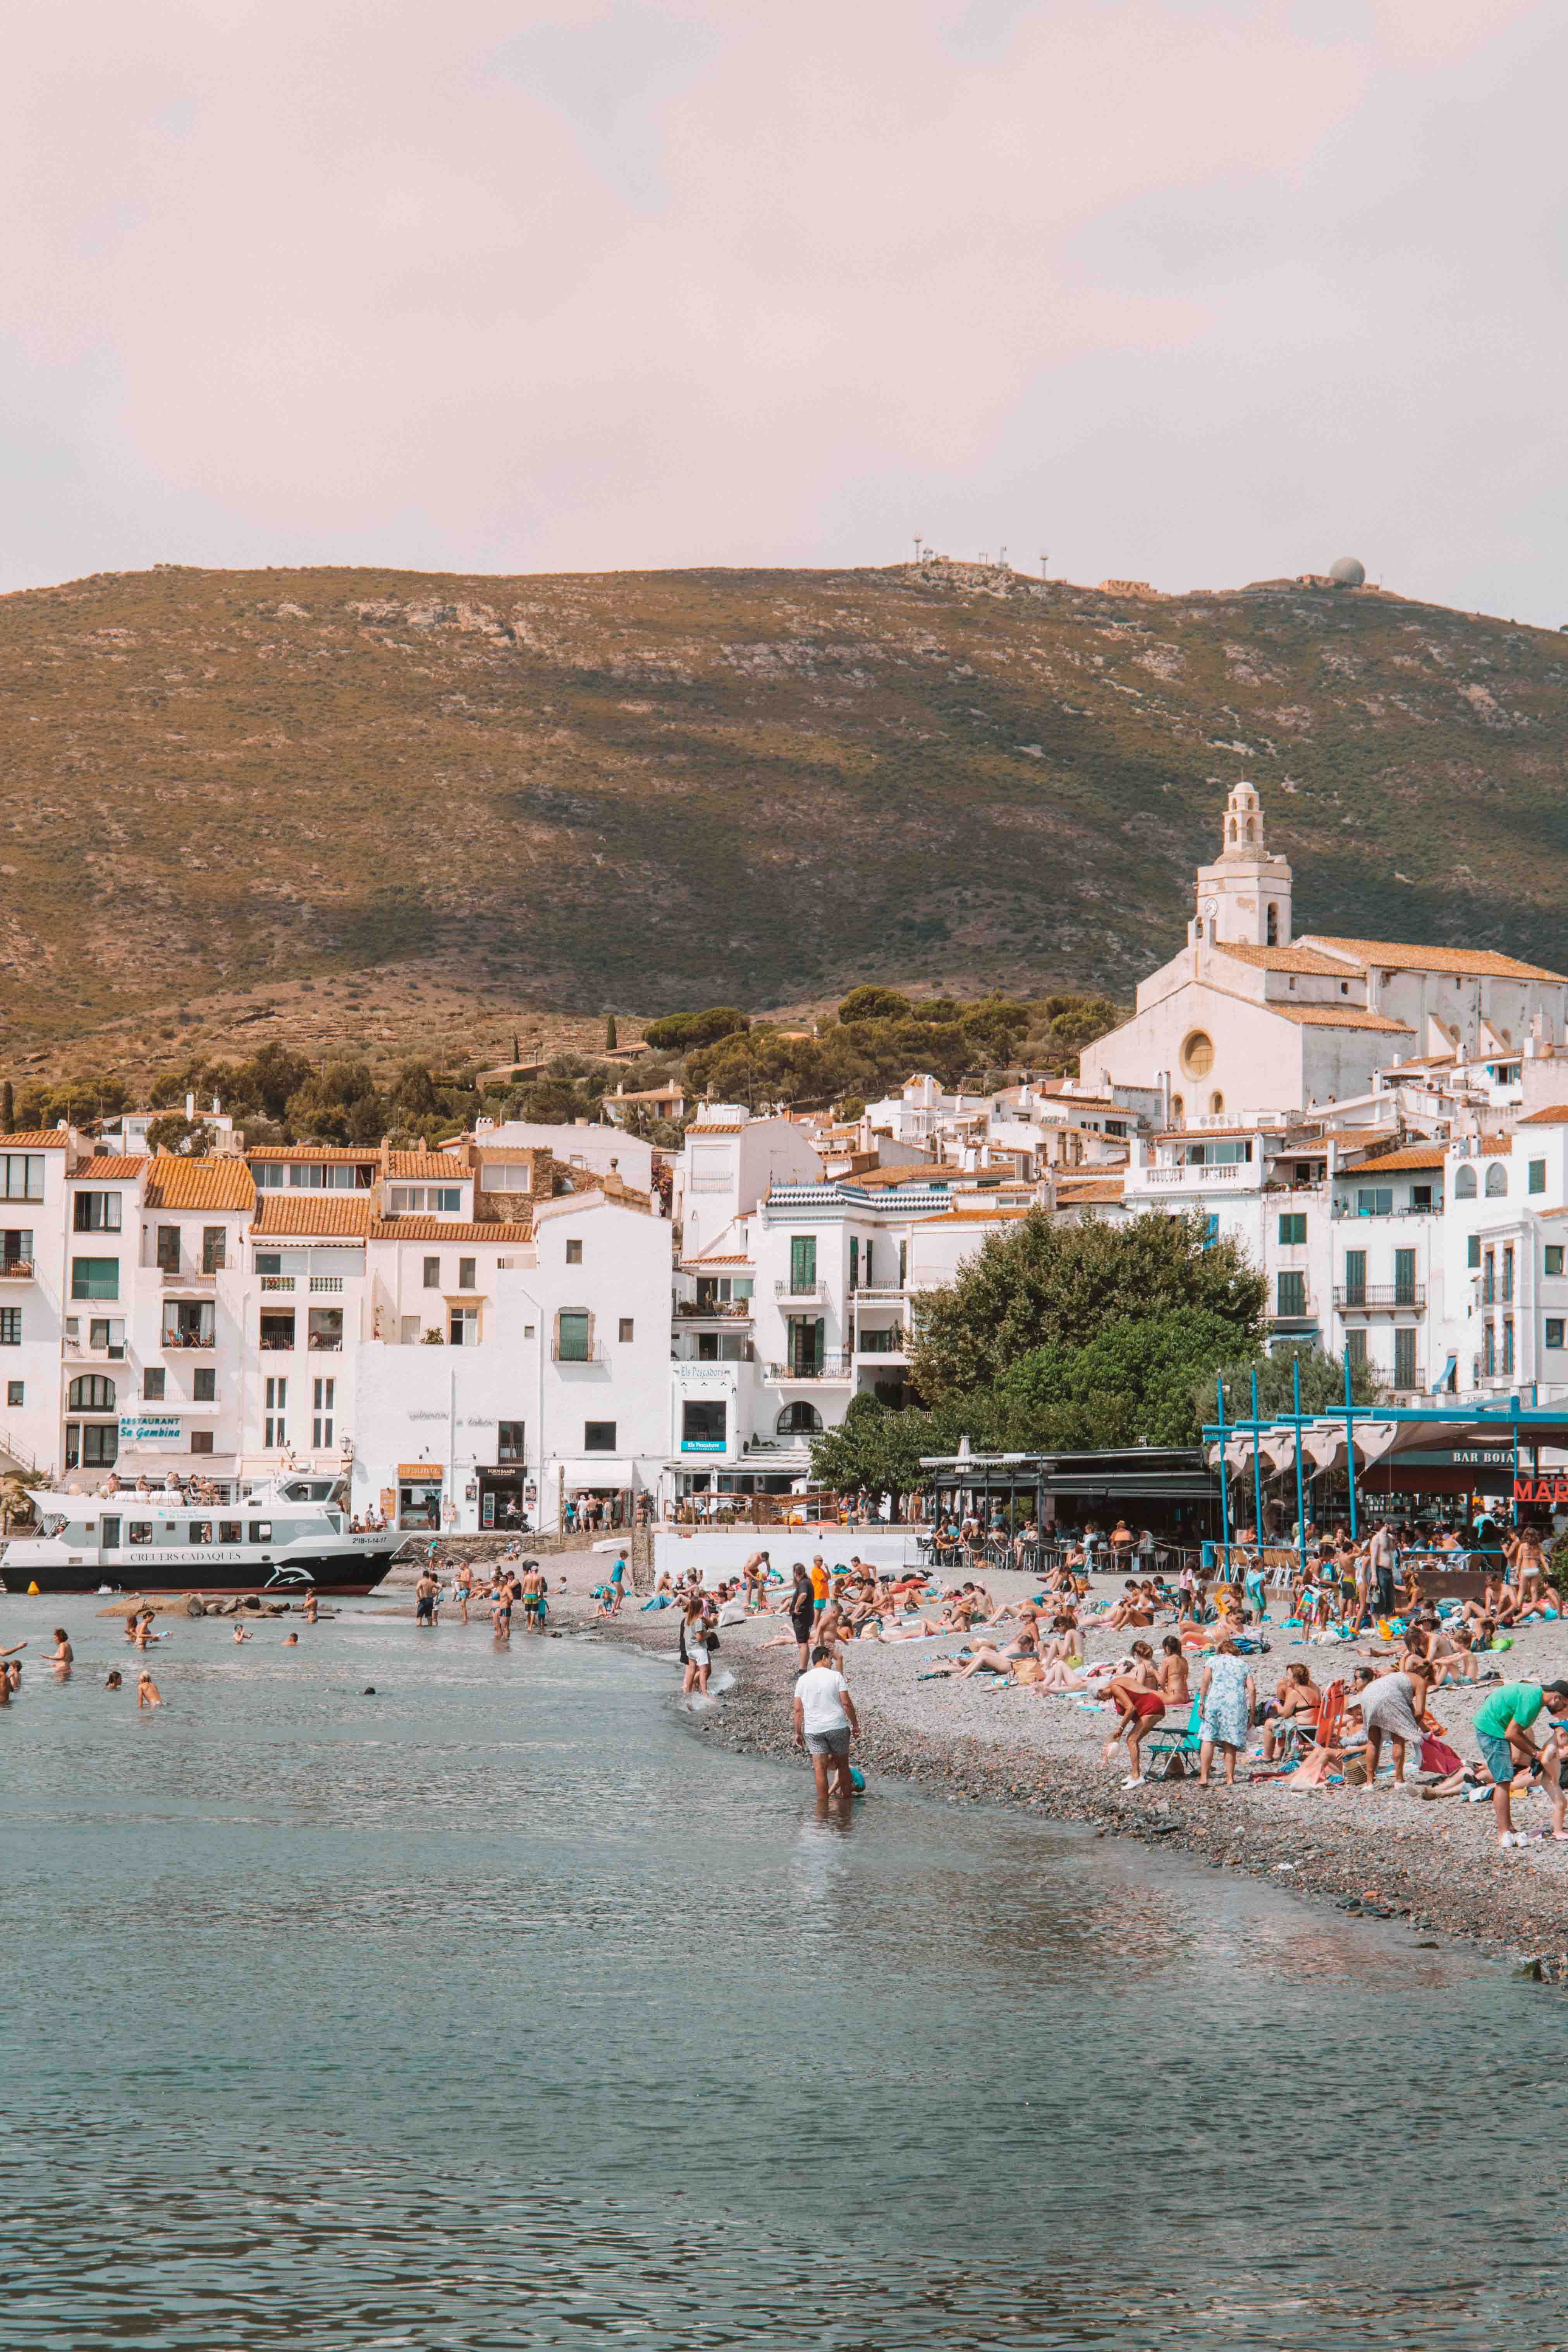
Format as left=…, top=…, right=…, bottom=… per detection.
left=101, top=1516, right=121, bottom=1549
left=220, top=1520, right=241, bottom=1544
left=129, top=1522, right=153, bottom=1545
left=282, top=1482, right=312, bottom=1501
left=249, top=1521, right=273, bottom=1544
left=188, top=1521, right=213, bottom=1545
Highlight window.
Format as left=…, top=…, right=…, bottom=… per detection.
left=1278, top=1212, right=1307, bottom=1246
left=1504, top=1319, right=1516, bottom=1375
left=0, top=1308, right=19, bottom=1346
left=458, top=1256, right=476, bottom=1291
left=220, top=1521, right=241, bottom=1544
left=849, top=1237, right=859, bottom=1291
left=1394, top=1327, right=1417, bottom=1391
left=249, top=1522, right=273, bottom=1545
left=1503, top=1245, right=1515, bottom=1303
left=481, top=1163, right=533, bottom=1192
left=1202, top=1213, right=1219, bottom=1248
left=313, top=1379, right=335, bottom=1450
left=565, top=1238, right=583, bottom=1265
left=156, top=1226, right=180, bottom=1274
left=1469, top=1235, right=1482, bottom=1269
left=1180, top=1030, right=1213, bottom=1078
left=618, top=1317, right=634, bottom=1343
left=255, top=1253, right=282, bottom=1276
left=1343, top=1249, right=1366, bottom=1306
left=2, top=1154, right=45, bottom=1200
left=1484, top=1249, right=1496, bottom=1304
left=1355, top=1188, right=1392, bottom=1218
left=423, top=1257, right=441, bottom=1289
left=265, top=1374, right=286, bottom=1450
left=1548, top=1246, right=1565, bottom=1277
left=89, top=1317, right=124, bottom=1358
left=789, top=1234, right=817, bottom=1291
left=74, top=1191, right=121, bottom=1231
left=0, top=1227, right=31, bottom=1272
left=1485, top=1163, right=1508, bottom=1197
left=1455, top=1165, right=1477, bottom=1198
left=1170, top=1094, right=1184, bottom=1120
left=387, top=1185, right=463, bottom=1213
left=1485, top=1321, right=1496, bottom=1376
left=81, top=1424, right=118, bottom=1466
left=777, top=1400, right=823, bottom=1435
left=583, top=1420, right=617, bottom=1451
left=1266, top=902, right=1279, bottom=946
left=203, top=1225, right=226, bottom=1274
left=6, top=1379, right=22, bottom=1406
left=254, top=1162, right=283, bottom=1188
left=1530, top=1159, right=1547, bottom=1195
left=1548, top=1320, right=1565, bottom=1350
left=556, top=1310, right=591, bottom=1362
left=143, top=1368, right=166, bottom=1401
left=449, top=1308, right=478, bottom=1346
left=71, top=1257, right=119, bottom=1300
left=191, top=1430, right=215, bottom=1456
left=1394, top=1248, right=1416, bottom=1307
left=1210, top=1091, right=1224, bottom=1115
left=899, top=1241, right=908, bottom=1287
left=498, top=1420, right=525, bottom=1464
left=1276, top=1271, right=1307, bottom=1319
left=682, top=1399, right=727, bottom=1449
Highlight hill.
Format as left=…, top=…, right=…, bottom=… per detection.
left=3, top=557, right=1568, bottom=1073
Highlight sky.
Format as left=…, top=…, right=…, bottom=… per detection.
left=3, top=0, right=1565, bottom=619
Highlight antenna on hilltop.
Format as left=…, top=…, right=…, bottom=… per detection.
left=1040, top=549, right=1049, bottom=579
left=998, top=544, right=1008, bottom=570
left=913, top=534, right=923, bottom=562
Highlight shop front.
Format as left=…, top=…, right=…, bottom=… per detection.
left=476, top=1465, right=528, bottom=1531
left=396, top=1462, right=444, bottom=1532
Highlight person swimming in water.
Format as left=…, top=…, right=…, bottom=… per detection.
left=105, top=1669, right=123, bottom=1690
left=137, top=1669, right=163, bottom=1709
left=48, top=1628, right=73, bottom=1676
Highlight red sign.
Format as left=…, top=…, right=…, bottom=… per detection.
left=1515, top=1477, right=1568, bottom=1506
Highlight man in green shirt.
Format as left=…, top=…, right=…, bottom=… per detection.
left=1473, top=1680, right=1568, bottom=1846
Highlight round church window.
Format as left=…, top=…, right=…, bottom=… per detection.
left=1181, top=1030, right=1214, bottom=1078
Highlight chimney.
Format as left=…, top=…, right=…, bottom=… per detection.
left=185, top=1091, right=196, bottom=1119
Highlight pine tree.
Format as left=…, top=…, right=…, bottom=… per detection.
left=604, top=1011, right=617, bottom=1050
left=512, top=1033, right=520, bottom=1065
left=0, top=1079, right=11, bottom=1134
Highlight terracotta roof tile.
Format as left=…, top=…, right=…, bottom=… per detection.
left=387, top=1151, right=472, bottom=1179
left=1269, top=1006, right=1415, bottom=1033
left=71, top=1156, right=147, bottom=1181
left=253, top=1195, right=374, bottom=1237
left=1215, top=942, right=1368, bottom=977
left=1480, top=1135, right=1512, bottom=1155
left=1054, top=1181, right=1127, bottom=1205
left=143, top=1155, right=256, bottom=1212
left=1304, top=935, right=1568, bottom=982
left=248, top=1146, right=376, bottom=1164
left=369, top=1216, right=534, bottom=1243
left=1340, top=1143, right=1446, bottom=1171
left=916, top=1205, right=1037, bottom=1224
left=1, top=1130, right=70, bottom=1149
left=1517, top=1104, right=1568, bottom=1125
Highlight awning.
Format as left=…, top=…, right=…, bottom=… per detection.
left=1438, top=1353, right=1458, bottom=1393
left=556, top=1458, right=635, bottom=1487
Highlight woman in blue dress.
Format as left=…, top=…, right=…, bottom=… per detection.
left=1198, top=1637, right=1255, bottom=1786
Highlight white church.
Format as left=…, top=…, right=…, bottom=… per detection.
left=1078, top=782, right=1568, bottom=1122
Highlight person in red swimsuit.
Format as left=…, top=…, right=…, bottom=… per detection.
left=1101, top=1640, right=1166, bottom=1785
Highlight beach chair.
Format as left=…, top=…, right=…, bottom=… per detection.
left=1144, top=1698, right=1203, bottom=1779
left=1280, top=1678, right=1345, bottom=1765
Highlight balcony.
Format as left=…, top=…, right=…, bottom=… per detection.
left=854, top=1331, right=909, bottom=1358
left=1270, top=1295, right=1317, bottom=1327
left=1331, top=1201, right=1441, bottom=1219
left=1141, top=1161, right=1254, bottom=1187
left=157, top=1264, right=218, bottom=1289
left=674, top=1300, right=754, bottom=1322
left=774, top=1277, right=828, bottom=1302
left=1334, top=1284, right=1426, bottom=1312
left=0, top=1259, right=34, bottom=1281
left=162, top=1328, right=215, bottom=1352
left=1391, top=1367, right=1427, bottom=1397
left=763, top=1352, right=853, bottom=1383
left=852, top=1284, right=907, bottom=1302
left=260, top=1274, right=296, bottom=1293
left=309, top=1275, right=344, bottom=1294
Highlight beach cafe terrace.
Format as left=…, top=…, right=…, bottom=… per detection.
left=920, top=1446, right=1222, bottom=1554
left=1202, top=1391, right=1568, bottom=1575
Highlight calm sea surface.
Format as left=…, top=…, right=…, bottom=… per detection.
left=3, top=1595, right=1567, bottom=2351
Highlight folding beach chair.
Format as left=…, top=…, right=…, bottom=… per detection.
left=1145, top=1697, right=1203, bottom=1779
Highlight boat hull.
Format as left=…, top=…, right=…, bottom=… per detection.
left=0, top=1550, right=399, bottom=1597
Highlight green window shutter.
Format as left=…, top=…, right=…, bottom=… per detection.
left=1530, top=1159, right=1547, bottom=1195
left=1277, top=1271, right=1306, bottom=1317
left=848, top=1238, right=858, bottom=1290
left=1394, top=1248, right=1416, bottom=1305
left=1344, top=1250, right=1366, bottom=1304
left=71, top=1257, right=119, bottom=1301
left=790, top=1235, right=816, bottom=1291
left=813, top=1317, right=825, bottom=1374
left=557, top=1311, right=590, bottom=1362
left=1468, top=1235, right=1481, bottom=1269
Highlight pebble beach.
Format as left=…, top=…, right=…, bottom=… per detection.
left=560, top=1555, right=1568, bottom=1982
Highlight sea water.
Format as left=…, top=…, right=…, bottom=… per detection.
left=3, top=1596, right=1566, bottom=2351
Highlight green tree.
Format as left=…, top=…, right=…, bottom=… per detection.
left=1, top=1080, right=12, bottom=1133
left=808, top=1393, right=933, bottom=1503
left=604, top=1011, right=617, bottom=1050
left=643, top=1005, right=749, bottom=1052
left=1001, top=1306, right=1260, bottom=1448
left=838, top=985, right=911, bottom=1023
left=909, top=1208, right=1267, bottom=1401
left=145, top=1112, right=212, bottom=1158
left=1205, top=1343, right=1385, bottom=1427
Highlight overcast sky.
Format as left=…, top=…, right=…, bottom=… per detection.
left=4, top=1, right=1564, bottom=619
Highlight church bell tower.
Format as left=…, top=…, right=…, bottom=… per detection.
left=1190, top=781, right=1293, bottom=949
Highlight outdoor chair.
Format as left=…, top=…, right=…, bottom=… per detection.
left=1145, top=1698, right=1203, bottom=1779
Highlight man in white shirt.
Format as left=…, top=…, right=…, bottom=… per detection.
left=792, top=1643, right=861, bottom=1798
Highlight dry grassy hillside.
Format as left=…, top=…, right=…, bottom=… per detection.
left=3, top=557, right=1567, bottom=1075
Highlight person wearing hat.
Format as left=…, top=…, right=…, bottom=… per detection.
left=1473, top=1679, right=1568, bottom=1847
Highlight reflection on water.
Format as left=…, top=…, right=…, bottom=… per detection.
left=3, top=1597, right=1565, bottom=2350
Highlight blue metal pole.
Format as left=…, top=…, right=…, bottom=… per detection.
left=1216, top=1372, right=1231, bottom=1571
left=1344, top=1351, right=1358, bottom=1542
left=1250, top=1366, right=1265, bottom=1559
left=1293, top=1357, right=1307, bottom=1577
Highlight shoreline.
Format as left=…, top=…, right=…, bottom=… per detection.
left=582, top=1579, right=1568, bottom=1984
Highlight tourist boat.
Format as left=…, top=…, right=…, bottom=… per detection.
left=0, top=1473, right=399, bottom=1596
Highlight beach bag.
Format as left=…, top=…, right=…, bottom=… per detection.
left=1420, top=1735, right=1462, bottom=1776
